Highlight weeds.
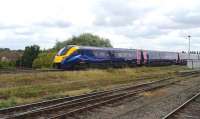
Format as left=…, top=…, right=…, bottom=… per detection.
left=0, top=66, right=187, bottom=108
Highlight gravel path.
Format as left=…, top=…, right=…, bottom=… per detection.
left=77, top=76, right=200, bottom=119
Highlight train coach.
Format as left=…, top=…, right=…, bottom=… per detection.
left=53, top=45, right=194, bottom=69
left=145, top=50, right=179, bottom=66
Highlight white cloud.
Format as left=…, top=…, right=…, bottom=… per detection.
left=0, top=0, right=200, bottom=52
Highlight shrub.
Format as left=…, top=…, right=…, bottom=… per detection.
left=32, top=51, right=57, bottom=69
left=0, top=61, right=16, bottom=68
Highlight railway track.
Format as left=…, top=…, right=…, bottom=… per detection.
left=162, top=92, right=200, bottom=119
left=0, top=69, right=199, bottom=119
left=177, top=69, right=200, bottom=77
left=0, top=77, right=182, bottom=119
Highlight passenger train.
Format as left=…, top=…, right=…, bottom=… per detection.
left=53, top=45, right=196, bottom=69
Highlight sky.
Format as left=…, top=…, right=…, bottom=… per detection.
left=0, top=0, right=200, bottom=52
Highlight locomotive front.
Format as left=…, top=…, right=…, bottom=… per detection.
left=53, top=46, right=79, bottom=69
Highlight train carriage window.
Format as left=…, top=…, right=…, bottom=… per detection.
left=93, top=50, right=110, bottom=58
left=148, top=51, right=160, bottom=59
left=160, top=52, right=177, bottom=59
left=114, top=52, right=126, bottom=58
left=159, top=52, right=166, bottom=59
left=114, top=51, right=136, bottom=59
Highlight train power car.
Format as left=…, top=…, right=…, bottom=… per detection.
left=53, top=45, right=198, bottom=69
left=53, top=46, right=142, bottom=69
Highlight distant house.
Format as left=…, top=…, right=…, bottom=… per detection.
left=1, top=57, right=8, bottom=62
left=0, top=51, right=22, bottom=62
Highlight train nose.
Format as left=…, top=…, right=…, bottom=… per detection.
left=53, top=56, right=64, bottom=63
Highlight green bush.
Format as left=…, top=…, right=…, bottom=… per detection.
left=0, top=61, right=16, bottom=68
left=32, top=51, right=57, bottom=69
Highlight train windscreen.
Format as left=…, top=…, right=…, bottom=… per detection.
left=57, top=47, right=70, bottom=56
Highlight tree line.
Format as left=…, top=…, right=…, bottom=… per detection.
left=0, top=33, right=112, bottom=68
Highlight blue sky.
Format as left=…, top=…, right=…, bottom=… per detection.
left=0, top=0, right=200, bottom=51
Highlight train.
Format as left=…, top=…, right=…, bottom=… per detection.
left=53, top=45, right=197, bottom=69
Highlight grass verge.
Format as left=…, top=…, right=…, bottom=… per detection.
left=0, top=65, right=187, bottom=108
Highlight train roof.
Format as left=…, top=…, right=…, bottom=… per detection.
left=76, top=46, right=178, bottom=53
left=77, top=46, right=137, bottom=52
left=67, top=45, right=190, bottom=54
left=145, top=50, right=178, bottom=54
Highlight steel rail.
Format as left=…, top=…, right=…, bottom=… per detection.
left=0, top=77, right=172, bottom=115
left=7, top=93, right=126, bottom=119
left=49, top=80, right=180, bottom=119
left=50, top=92, right=137, bottom=119
left=1, top=78, right=173, bottom=119
left=0, top=71, right=198, bottom=119
left=7, top=77, right=178, bottom=119
left=0, top=90, right=109, bottom=113
left=162, top=92, right=200, bottom=119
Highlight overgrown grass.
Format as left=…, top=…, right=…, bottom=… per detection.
left=0, top=66, right=187, bottom=108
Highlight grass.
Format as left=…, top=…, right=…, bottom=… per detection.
left=0, top=65, right=187, bottom=108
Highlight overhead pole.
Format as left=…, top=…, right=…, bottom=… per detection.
left=187, top=35, right=193, bottom=69
left=188, top=35, right=191, bottom=60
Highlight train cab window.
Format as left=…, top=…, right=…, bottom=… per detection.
left=57, top=47, right=67, bottom=56
left=57, top=46, right=71, bottom=56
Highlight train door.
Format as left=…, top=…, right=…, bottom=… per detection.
left=177, top=53, right=180, bottom=64
left=136, top=50, right=141, bottom=65
left=198, top=53, right=200, bottom=60
left=142, top=51, right=148, bottom=65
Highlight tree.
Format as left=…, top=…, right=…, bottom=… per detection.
left=19, top=45, right=40, bottom=68
left=0, top=48, right=10, bottom=51
left=54, top=33, right=112, bottom=50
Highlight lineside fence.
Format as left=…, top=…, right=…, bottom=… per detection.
left=187, top=59, right=200, bottom=69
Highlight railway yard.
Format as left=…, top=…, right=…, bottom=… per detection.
left=1, top=0, right=200, bottom=118
left=0, top=66, right=199, bottom=119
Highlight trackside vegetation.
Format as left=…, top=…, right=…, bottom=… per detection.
left=32, top=51, right=57, bottom=69
left=32, top=33, right=112, bottom=68
left=16, top=45, right=40, bottom=68
left=0, top=66, right=187, bottom=108
left=0, top=33, right=112, bottom=69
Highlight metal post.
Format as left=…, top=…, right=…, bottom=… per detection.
left=188, top=35, right=191, bottom=60
left=187, top=35, right=193, bottom=69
